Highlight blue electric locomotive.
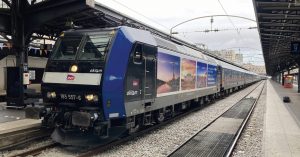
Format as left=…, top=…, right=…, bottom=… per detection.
left=40, top=26, right=260, bottom=145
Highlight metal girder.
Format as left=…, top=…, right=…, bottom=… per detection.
left=260, top=6, right=300, bottom=11
left=261, top=16, right=300, bottom=20
left=256, top=1, right=295, bottom=6
left=25, top=0, right=95, bottom=33
left=0, top=8, right=10, bottom=33
left=259, top=22, right=300, bottom=27
left=2, top=0, right=11, bottom=7
left=0, top=0, right=96, bottom=35
left=253, top=0, right=300, bottom=75
left=258, top=13, right=300, bottom=17
left=261, top=28, right=300, bottom=33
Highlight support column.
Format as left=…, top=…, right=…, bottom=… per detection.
left=8, top=0, right=28, bottom=106
left=298, top=71, right=300, bottom=93
left=282, top=72, right=284, bottom=86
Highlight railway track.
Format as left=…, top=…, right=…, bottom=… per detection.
left=7, top=82, right=262, bottom=157
left=0, top=127, right=52, bottom=151
left=225, top=82, right=265, bottom=157
left=167, top=81, right=265, bottom=157
left=8, top=142, right=59, bottom=157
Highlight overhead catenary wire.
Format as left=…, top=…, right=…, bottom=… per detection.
left=109, top=0, right=196, bottom=46
left=111, top=0, right=170, bottom=31
left=175, top=26, right=257, bottom=34
left=217, top=0, right=243, bottom=53
left=217, top=0, right=239, bottom=34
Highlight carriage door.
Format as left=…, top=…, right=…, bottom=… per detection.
left=143, top=44, right=157, bottom=102
left=217, top=66, right=222, bottom=92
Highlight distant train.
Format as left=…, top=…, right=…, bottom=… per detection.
left=40, top=26, right=262, bottom=145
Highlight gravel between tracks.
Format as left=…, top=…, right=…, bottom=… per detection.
left=231, top=83, right=266, bottom=157
left=1, top=82, right=260, bottom=157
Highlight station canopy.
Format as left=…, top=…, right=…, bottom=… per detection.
left=0, top=0, right=163, bottom=40
left=253, top=0, right=300, bottom=76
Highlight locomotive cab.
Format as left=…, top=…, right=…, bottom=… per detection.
left=41, top=28, right=117, bottom=144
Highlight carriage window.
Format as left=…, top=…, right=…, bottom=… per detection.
left=133, top=44, right=143, bottom=64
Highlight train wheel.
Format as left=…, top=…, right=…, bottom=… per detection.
left=128, top=116, right=141, bottom=134
left=154, top=109, right=165, bottom=124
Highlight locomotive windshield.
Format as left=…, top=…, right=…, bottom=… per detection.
left=77, top=35, right=111, bottom=61
left=51, top=31, right=114, bottom=62
left=51, top=36, right=82, bottom=60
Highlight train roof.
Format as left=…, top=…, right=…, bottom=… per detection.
left=120, top=26, right=157, bottom=46
left=217, top=59, right=256, bottom=75
left=62, top=27, right=117, bottom=36
left=151, top=31, right=217, bottom=65
left=63, top=26, right=257, bottom=75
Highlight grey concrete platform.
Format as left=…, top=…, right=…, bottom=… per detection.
left=0, top=90, right=5, bottom=103
left=0, top=102, right=26, bottom=123
left=0, top=90, right=5, bottom=96
left=0, top=118, right=41, bottom=135
left=265, top=80, right=300, bottom=156
left=0, top=102, right=41, bottom=139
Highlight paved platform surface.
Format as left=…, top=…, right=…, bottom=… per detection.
left=265, top=80, right=300, bottom=156
left=0, top=90, right=5, bottom=96
left=0, top=118, right=41, bottom=135
left=0, top=90, right=5, bottom=102
left=0, top=102, right=25, bottom=123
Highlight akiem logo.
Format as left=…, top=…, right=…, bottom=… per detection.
left=67, top=74, right=75, bottom=80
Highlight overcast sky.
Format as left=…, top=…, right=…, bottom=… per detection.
left=96, top=0, right=264, bottom=65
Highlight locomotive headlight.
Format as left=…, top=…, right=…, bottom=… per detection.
left=85, top=94, right=98, bottom=102
left=93, top=95, right=99, bottom=102
left=47, top=92, right=56, bottom=98
left=70, top=65, right=78, bottom=73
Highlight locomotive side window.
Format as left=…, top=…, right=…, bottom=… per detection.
left=133, top=44, right=143, bottom=64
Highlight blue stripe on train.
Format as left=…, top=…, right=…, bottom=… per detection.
left=101, top=28, right=133, bottom=120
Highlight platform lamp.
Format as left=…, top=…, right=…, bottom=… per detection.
left=65, top=19, right=82, bottom=29
left=65, top=20, right=75, bottom=29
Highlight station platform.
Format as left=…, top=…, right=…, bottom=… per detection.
left=0, top=90, right=5, bottom=102
left=0, top=118, right=41, bottom=135
left=0, top=102, right=25, bottom=123
left=0, top=90, right=5, bottom=96
left=265, top=80, right=300, bottom=156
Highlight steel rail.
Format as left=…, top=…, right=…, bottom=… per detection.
left=8, top=142, right=60, bottom=157
left=0, top=127, right=52, bottom=151
left=225, top=81, right=266, bottom=157
left=166, top=81, right=264, bottom=157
